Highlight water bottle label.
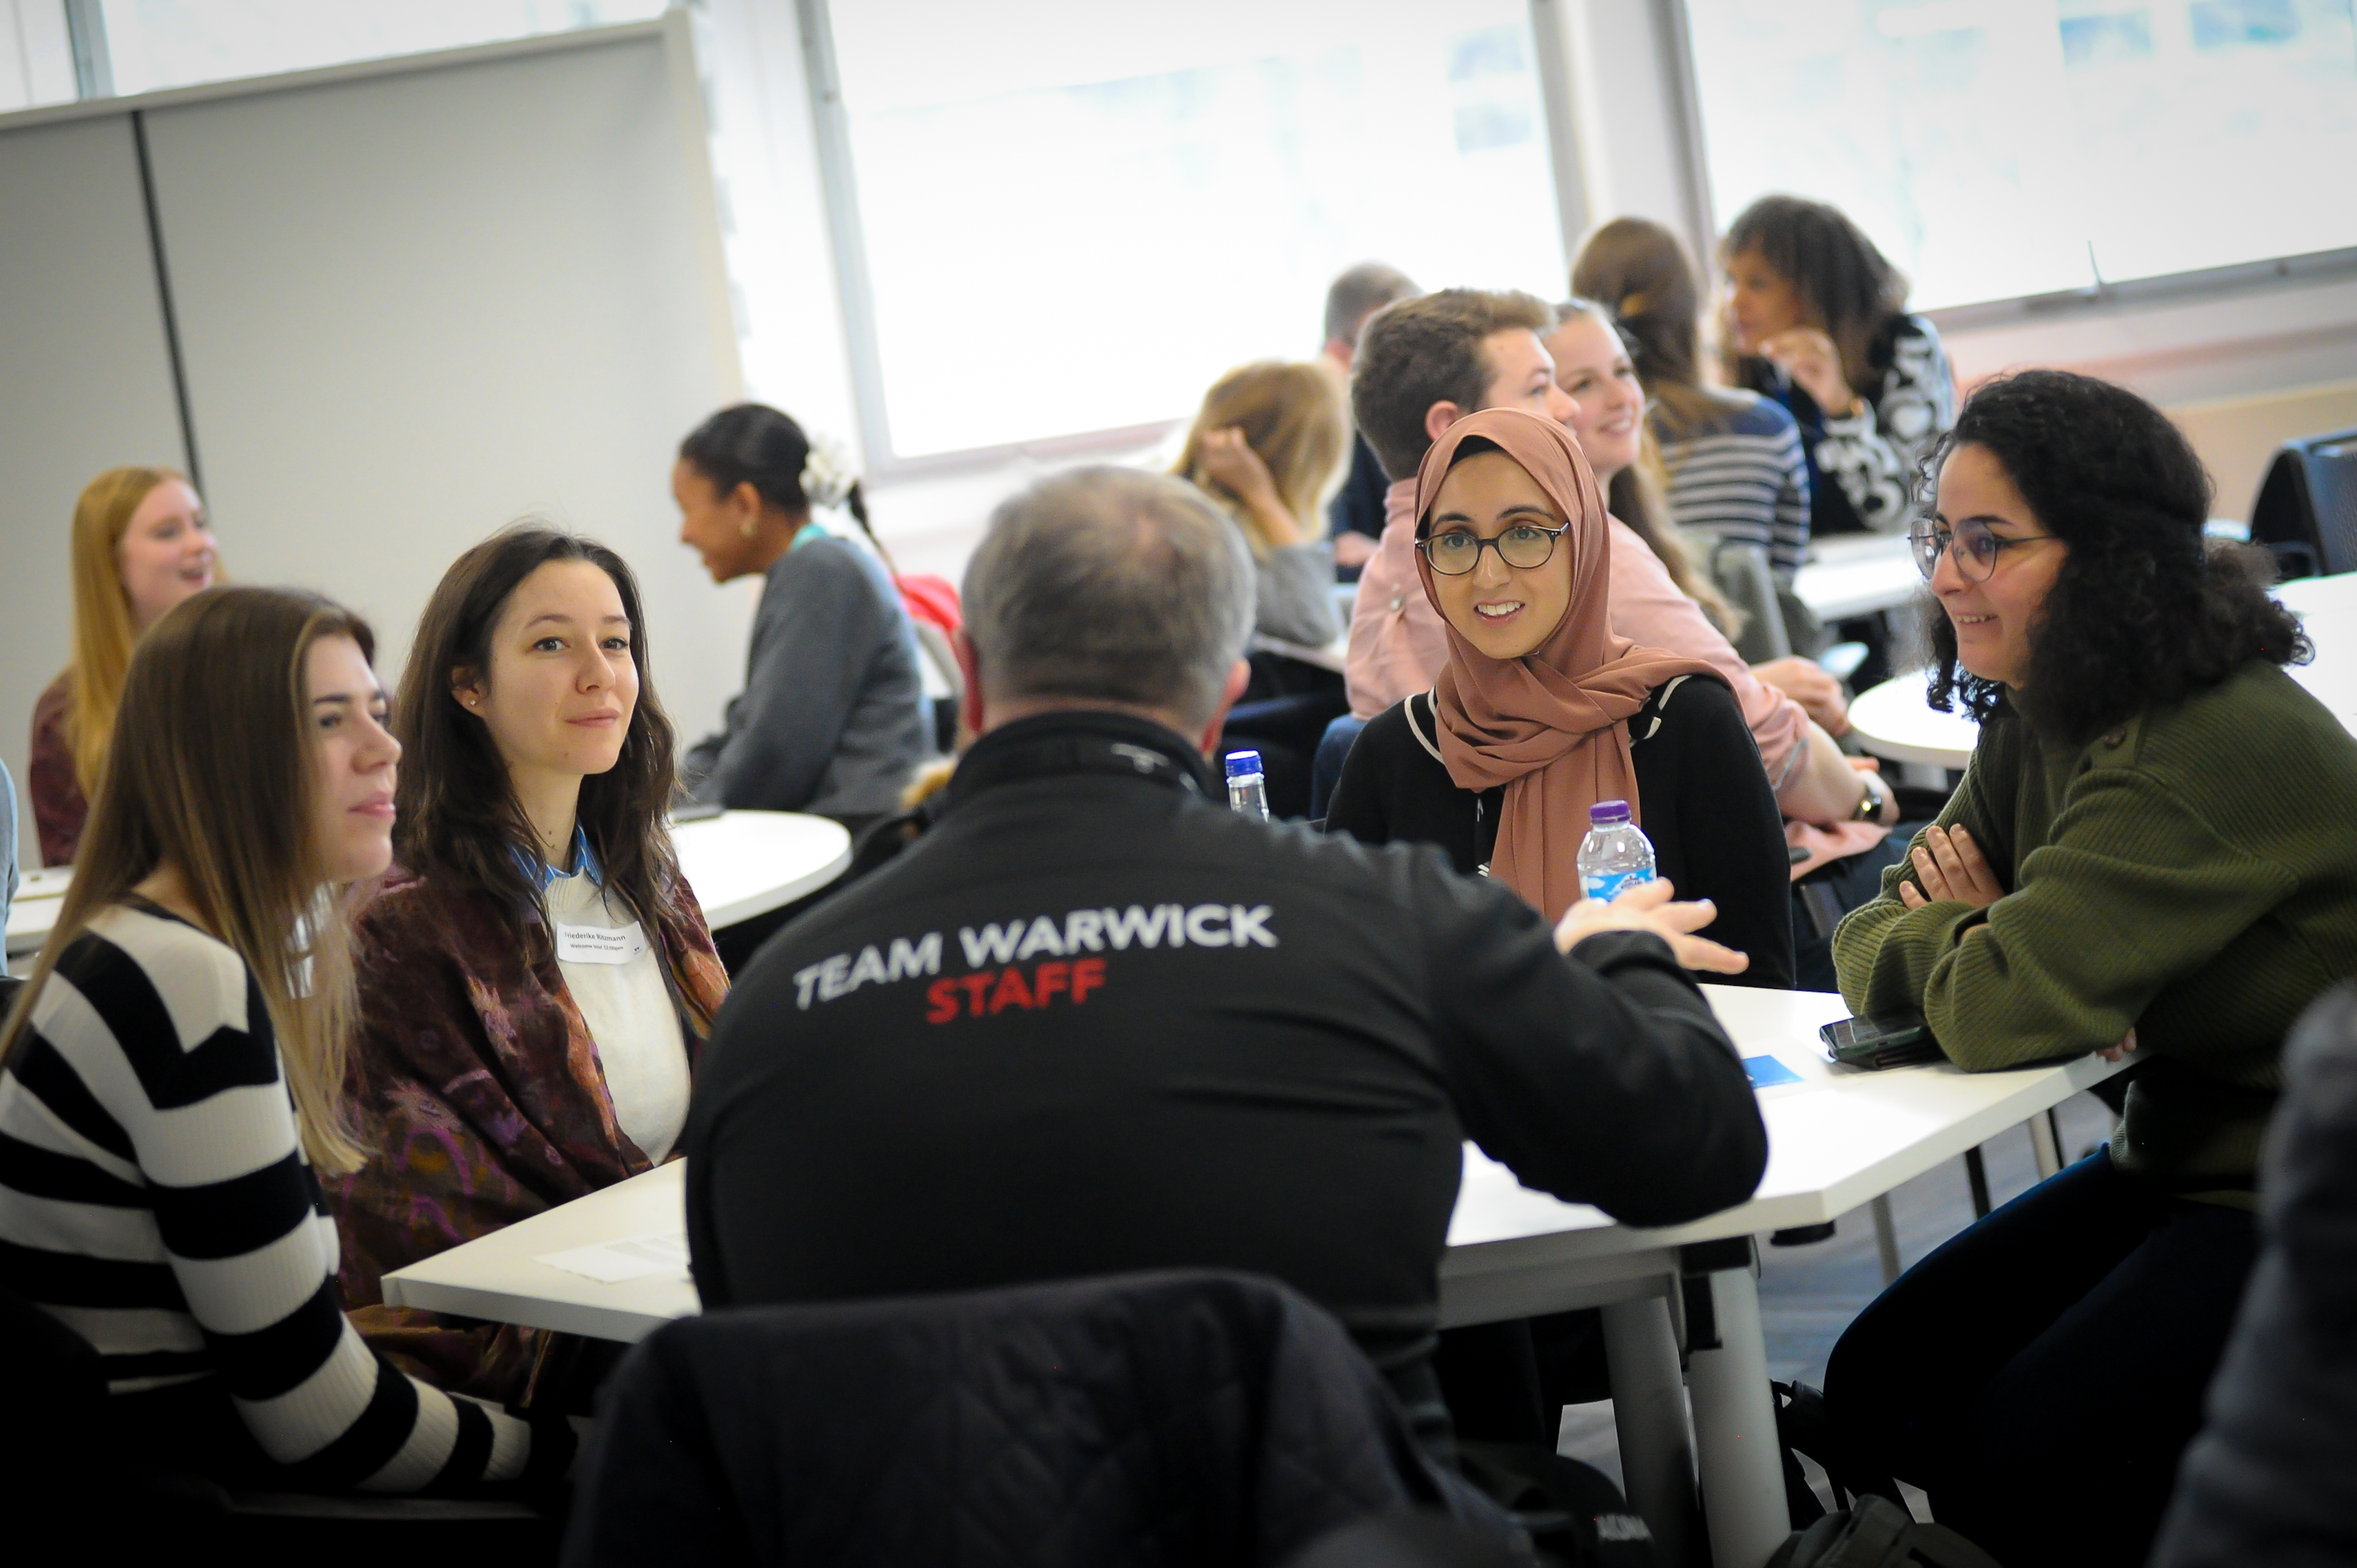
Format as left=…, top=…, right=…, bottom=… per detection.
left=1580, top=866, right=1655, bottom=903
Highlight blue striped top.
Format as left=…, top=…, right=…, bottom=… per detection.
left=1654, top=390, right=1813, bottom=584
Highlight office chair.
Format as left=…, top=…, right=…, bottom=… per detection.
left=2248, top=427, right=2357, bottom=579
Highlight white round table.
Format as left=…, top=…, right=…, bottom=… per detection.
left=1846, top=672, right=1981, bottom=771
left=671, top=809, right=852, bottom=927
left=5, top=810, right=852, bottom=969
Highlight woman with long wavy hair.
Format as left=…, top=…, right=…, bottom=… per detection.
left=0, top=587, right=568, bottom=1497
left=27, top=466, right=218, bottom=866
left=1719, top=194, right=1954, bottom=540
left=1825, top=370, right=2357, bottom=1567
left=328, top=527, right=728, bottom=1409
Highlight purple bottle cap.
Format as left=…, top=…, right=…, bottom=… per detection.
left=1589, top=799, right=1632, bottom=826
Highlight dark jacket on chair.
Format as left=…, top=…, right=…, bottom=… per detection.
left=563, top=1270, right=1518, bottom=1568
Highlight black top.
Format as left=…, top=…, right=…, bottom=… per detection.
left=683, top=709, right=1768, bottom=1452
left=1326, top=433, right=1392, bottom=581
left=1324, top=678, right=1795, bottom=990
left=1739, top=313, right=1952, bottom=539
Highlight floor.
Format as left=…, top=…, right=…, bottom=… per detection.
left=1553, top=1090, right=2121, bottom=1495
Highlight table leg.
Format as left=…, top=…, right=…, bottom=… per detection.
left=1687, top=1261, right=1790, bottom=1568
left=2029, top=1108, right=2062, bottom=1181
left=1869, top=1194, right=1901, bottom=1286
left=1601, top=1295, right=1699, bottom=1566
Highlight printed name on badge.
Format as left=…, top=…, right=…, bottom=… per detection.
left=557, top=921, right=651, bottom=965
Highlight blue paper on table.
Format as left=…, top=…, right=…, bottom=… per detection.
left=1743, top=1055, right=1802, bottom=1089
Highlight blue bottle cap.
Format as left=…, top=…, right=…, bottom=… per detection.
left=1224, top=750, right=1263, bottom=779
left=1589, top=799, right=1632, bottom=826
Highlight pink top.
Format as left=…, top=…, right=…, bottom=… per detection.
left=1344, top=476, right=1888, bottom=874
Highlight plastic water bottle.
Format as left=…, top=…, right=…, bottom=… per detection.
left=1576, top=800, right=1656, bottom=903
left=1225, top=750, right=1270, bottom=820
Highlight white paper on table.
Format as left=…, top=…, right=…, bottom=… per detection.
left=535, top=1230, right=690, bottom=1284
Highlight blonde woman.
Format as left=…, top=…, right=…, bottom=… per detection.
left=0, top=587, right=570, bottom=1493
left=1174, top=360, right=1351, bottom=648
left=27, top=467, right=218, bottom=866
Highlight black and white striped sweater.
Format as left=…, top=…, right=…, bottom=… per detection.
left=0, top=901, right=553, bottom=1491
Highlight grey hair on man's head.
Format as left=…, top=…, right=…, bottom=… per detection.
left=1323, top=262, right=1420, bottom=351
left=962, top=467, right=1255, bottom=730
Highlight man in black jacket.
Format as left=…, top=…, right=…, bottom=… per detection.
left=684, top=467, right=1769, bottom=1452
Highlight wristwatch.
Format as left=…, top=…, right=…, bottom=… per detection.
left=1853, top=771, right=1887, bottom=823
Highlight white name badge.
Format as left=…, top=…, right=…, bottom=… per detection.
left=556, top=921, right=651, bottom=965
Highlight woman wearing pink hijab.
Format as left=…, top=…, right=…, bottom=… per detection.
left=1327, top=407, right=1794, bottom=987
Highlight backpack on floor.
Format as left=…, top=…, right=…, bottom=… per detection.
left=1454, top=1441, right=1659, bottom=1567
left=1767, top=1495, right=2002, bottom=1568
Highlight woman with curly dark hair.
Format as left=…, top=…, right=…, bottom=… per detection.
left=1721, top=194, right=1953, bottom=539
left=1823, top=370, right=2357, bottom=1567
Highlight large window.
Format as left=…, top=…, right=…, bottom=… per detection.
left=812, top=0, right=1566, bottom=463
left=1684, top=0, right=2357, bottom=308
left=94, top=0, right=665, bottom=96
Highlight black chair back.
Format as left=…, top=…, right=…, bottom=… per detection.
left=564, top=1269, right=1504, bottom=1568
left=2249, top=427, right=2357, bottom=579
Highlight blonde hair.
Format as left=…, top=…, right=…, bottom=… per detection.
left=1554, top=299, right=1745, bottom=639
left=3, top=588, right=372, bottom=1174
left=62, top=467, right=192, bottom=799
left=1174, top=361, right=1351, bottom=559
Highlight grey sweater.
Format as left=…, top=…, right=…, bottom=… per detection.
left=684, top=534, right=933, bottom=822
left=1254, top=540, right=1340, bottom=647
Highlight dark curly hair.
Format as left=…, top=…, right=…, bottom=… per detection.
left=1923, top=369, right=2309, bottom=742
left=1721, top=195, right=1909, bottom=397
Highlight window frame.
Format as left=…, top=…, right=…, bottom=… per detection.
left=795, top=0, right=1588, bottom=479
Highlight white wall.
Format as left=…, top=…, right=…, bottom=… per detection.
left=0, top=20, right=745, bottom=866
left=138, top=23, right=746, bottom=745
left=0, top=114, right=189, bottom=865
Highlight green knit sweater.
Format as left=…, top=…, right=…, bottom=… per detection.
left=1833, top=660, right=2357, bottom=1196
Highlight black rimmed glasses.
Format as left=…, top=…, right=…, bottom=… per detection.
left=1909, top=517, right=2055, bottom=584
left=1418, top=521, right=1571, bottom=577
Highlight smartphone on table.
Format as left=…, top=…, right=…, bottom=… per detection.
left=1820, top=1010, right=1945, bottom=1070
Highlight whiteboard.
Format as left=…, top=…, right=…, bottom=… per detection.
left=0, top=114, right=187, bottom=866
left=0, top=16, right=746, bottom=871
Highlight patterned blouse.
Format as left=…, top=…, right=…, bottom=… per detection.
left=327, top=863, right=730, bottom=1405
left=1747, top=313, right=1956, bottom=539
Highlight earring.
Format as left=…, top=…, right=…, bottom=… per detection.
left=740, top=517, right=757, bottom=538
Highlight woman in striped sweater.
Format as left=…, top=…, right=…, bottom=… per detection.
left=0, top=586, right=570, bottom=1492
left=1574, top=217, right=1814, bottom=585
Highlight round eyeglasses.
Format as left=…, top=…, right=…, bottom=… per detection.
left=1418, top=522, right=1569, bottom=577
left=1909, top=518, right=2055, bottom=584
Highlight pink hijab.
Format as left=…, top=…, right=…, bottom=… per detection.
left=1414, top=408, right=1720, bottom=921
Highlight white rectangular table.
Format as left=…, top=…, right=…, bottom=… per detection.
left=1793, top=533, right=1923, bottom=623
left=2278, top=571, right=2357, bottom=735
left=385, top=984, right=2118, bottom=1568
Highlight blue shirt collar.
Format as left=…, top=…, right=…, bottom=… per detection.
left=515, top=824, right=602, bottom=892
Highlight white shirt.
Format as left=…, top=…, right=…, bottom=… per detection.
left=545, top=867, right=691, bottom=1163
